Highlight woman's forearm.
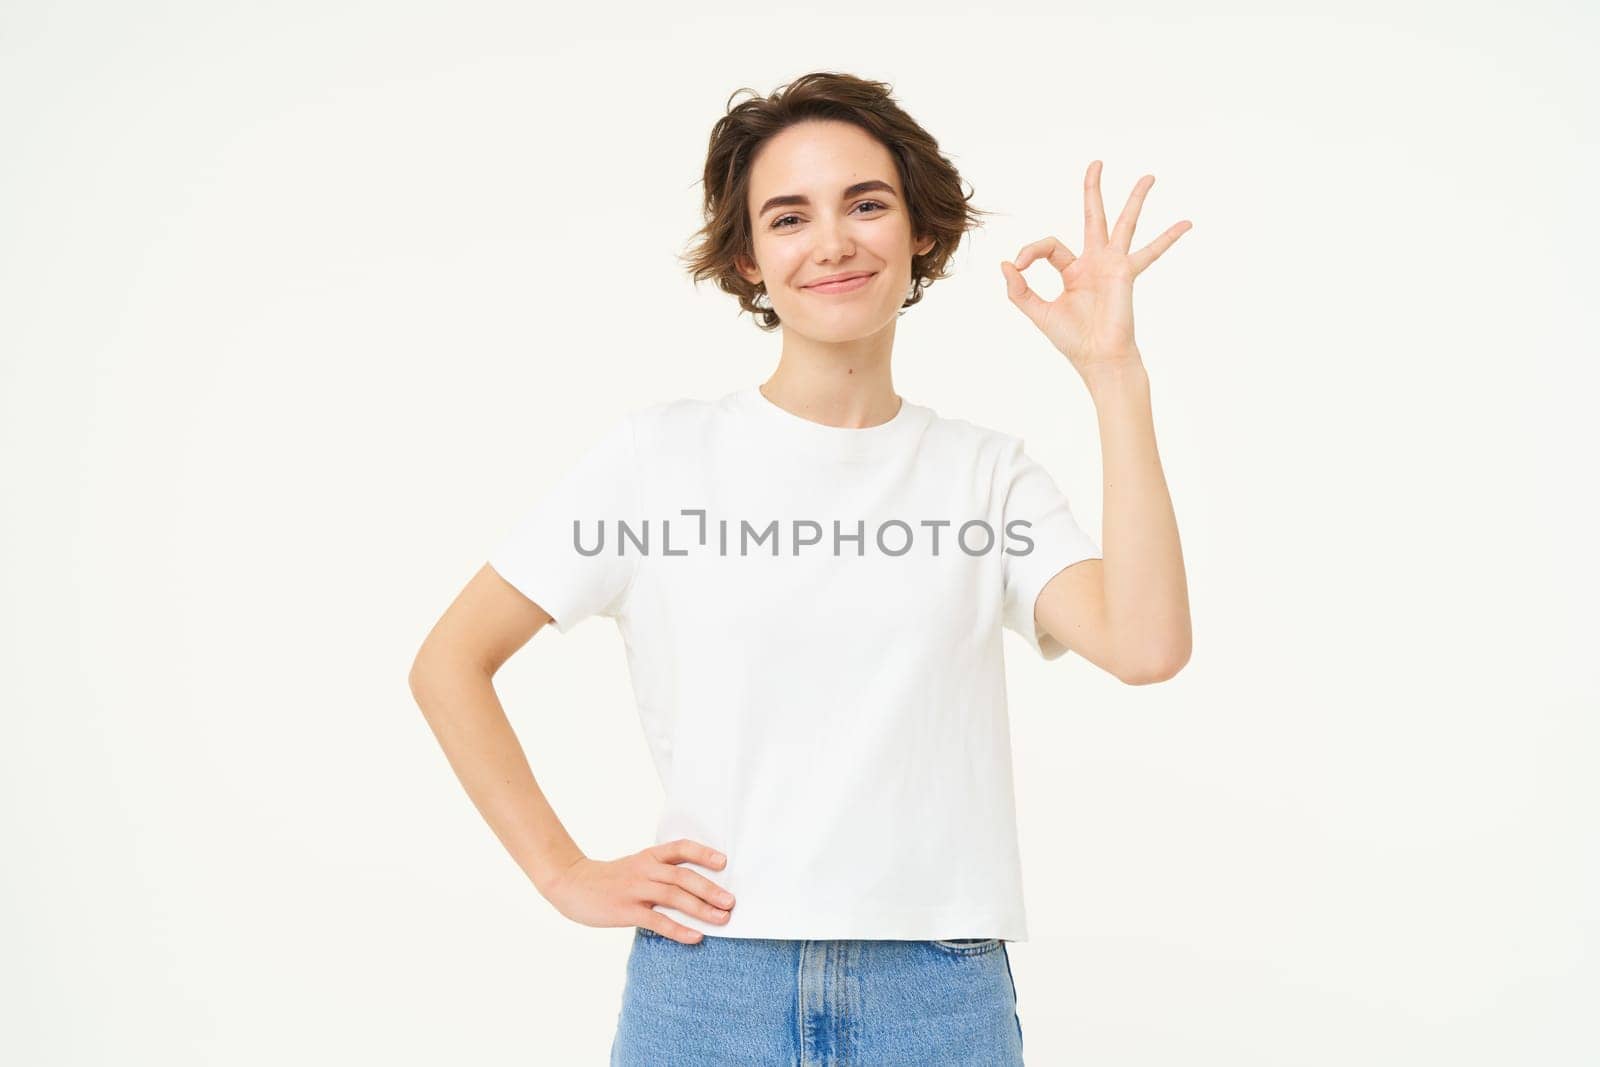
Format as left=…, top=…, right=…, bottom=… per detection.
left=1084, top=355, right=1192, bottom=678
left=408, top=658, right=586, bottom=894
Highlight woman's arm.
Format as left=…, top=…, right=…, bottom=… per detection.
left=1000, top=161, right=1194, bottom=684
left=407, top=566, right=585, bottom=895
left=1035, top=359, right=1191, bottom=683
left=408, top=565, right=738, bottom=942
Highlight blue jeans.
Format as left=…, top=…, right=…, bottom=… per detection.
left=609, top=928, right=1026, bottom=1066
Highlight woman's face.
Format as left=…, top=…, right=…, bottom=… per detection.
left=737, top=119, right=934, bottom=342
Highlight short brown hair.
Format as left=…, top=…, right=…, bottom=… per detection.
left=679, top=71, right=991, bottom=331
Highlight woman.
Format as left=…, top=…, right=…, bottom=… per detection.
left=409, top=71, right=1192, bottom=1065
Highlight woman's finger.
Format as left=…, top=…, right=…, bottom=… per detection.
left=644, top=880, right=733, bottom=924
left=1110, top=174, right=1155, bottom=253
left=1013, top=235, right=1076, bottom=275
left=648, top=838, right=726, bottom=871
left=1129, top=220, right=1193, bottom=275
left=654, top=862, right=736, bottom=911
left=1084, top=160, right=1109, bottom=249
left=635, top=909, right=704, bottom=945
left=1000, top=260, right=1050, bottom=332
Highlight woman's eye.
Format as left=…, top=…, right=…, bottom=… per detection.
left=771, top=200, right=888, bottom=231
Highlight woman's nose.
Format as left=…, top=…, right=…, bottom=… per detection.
left=812, top=218, right=853, bottom=261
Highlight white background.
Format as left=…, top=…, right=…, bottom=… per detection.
left=3, top=2, right=1595, bottom=1063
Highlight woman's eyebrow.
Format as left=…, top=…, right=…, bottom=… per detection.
left=757, top=179, right=897, bottom=218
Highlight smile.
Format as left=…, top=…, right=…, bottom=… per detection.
left=803, top=272, right=876, bottom=295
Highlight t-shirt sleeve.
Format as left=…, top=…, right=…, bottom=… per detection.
left=487, top=415, right=642, bottom=635
left=999, top=437, right=1102, bottom=661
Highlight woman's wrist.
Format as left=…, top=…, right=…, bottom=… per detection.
left=1082, top=354, right=1150, bottom=403
left=532, top=846, right=587, bottom=897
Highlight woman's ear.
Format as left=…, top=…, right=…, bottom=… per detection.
left=914, top=234, right=936, bottom=258
left=734, top=252, right=762, bottom=288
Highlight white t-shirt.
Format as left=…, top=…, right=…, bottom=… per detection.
left=488, top=384, right=1101, bottom=942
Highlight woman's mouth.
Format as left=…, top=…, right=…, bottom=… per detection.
left=802, top=272, right=876, bottom=295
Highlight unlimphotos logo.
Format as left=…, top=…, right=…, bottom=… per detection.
left=569, top=509, right=1036, bottom=558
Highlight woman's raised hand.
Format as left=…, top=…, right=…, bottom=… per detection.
left=1000, top=160, right=1191, bottom=380
left=540, top=839, right=736, bottom=945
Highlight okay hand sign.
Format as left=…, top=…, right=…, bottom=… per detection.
left=1001, top=160, right=1191, bottom=379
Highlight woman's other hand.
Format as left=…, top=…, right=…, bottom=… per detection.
left=540, top=838, right=736, bottom=945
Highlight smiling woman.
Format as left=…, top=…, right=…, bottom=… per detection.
left=679, top=70, right=991, bottom=332
left=412, top=65, right=1191, bottom=1067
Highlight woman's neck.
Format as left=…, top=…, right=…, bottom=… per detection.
left=761, top=325, right=900, bottom=430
